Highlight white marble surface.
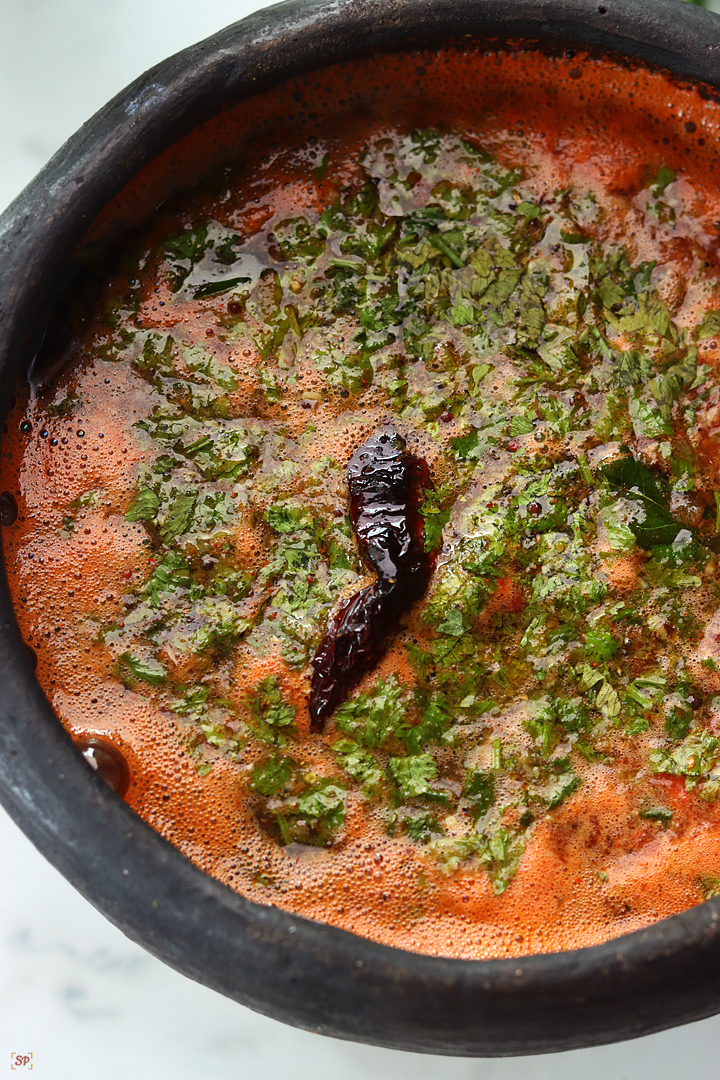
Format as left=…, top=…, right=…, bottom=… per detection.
left=4, top=1, right=720, bottom=1075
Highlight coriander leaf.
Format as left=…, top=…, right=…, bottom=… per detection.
left=142, top=550, right=190, bottom=607
left=629, top=396, right=672, bottom=439
left=193, top=276, right=251, bottom=300
left=665, top=704, right=692, bottom=740
left=250, top=755, right=295, bottom=796
left=507, top=415, right=535, bottom=437
left=125, top=487, right=160, bottom=523
left=464, top=769, right=495, bottom=818
left=479, top=824, right=528, bottom=894
left=449, top=302, right=475, bottom=327
left=389, top=753, right=439, bottom=799
left=248, top=676, right=296, bottom=744
left=334, top=677, right=408, bottom=748
left=639, top=806, right=673, bottom=822
left=597, top=500, right=637, bottom=553
left=70, top=489, right=102, bottom=510
left=612, top=350, right=653, bottom=388
left=420, top=485, right=456, bottom=552
left=699, top=875, right=720, bottom=900
left=583, top=630, right=618, bottom=662
left=270, top=779, right=346, bottom=846
left=161, top=492, right=197, bottom=543
left=402, top=696, right=452, bottom=754
left=403, top=812, right=443, bottom=842
left=578, top=664, right=604, bottom=692
left=171, top=685, right=212, bottom=721
left=435, top=607, right=466, bottom=637
left=649, top=165, right=676, bottom=197
left=450, top=428, right=483, bottom=460
left=469, top=362, right=494, bottom=395
left=697, top=311, right=720, bottom=341
left=273, top=216, right=327, bottom=262
left=649, top=728, right=719, bottom=786
left=47, top=391, right=80, bottom=416
left=163, top=224, right=210, bottom=289
left=164, top=224, right=209, bottom=263
left=332, top=738, right=385, bottom=793
left=264, top=504, right=314, bottom=534
left=596, top=679, right=621, bottom=719
left=181, top=346, right=238, bottom=392
left=533, top=695, right=590, bottom=733
left=119, top=652, right=166, bottom=686
left=538, top=760, right=581, bottom=809
left=517, top=200, right=541, bottom=220
left=295, top=783, right=346, bottom=828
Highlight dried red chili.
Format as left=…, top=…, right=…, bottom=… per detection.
left=309, top=426, right=434, bottom=731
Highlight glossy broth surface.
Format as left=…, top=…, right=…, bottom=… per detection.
left=6, top=47, right=720, bottom=958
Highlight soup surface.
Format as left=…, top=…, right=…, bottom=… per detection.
left=7, top=46, right=720, bottom=959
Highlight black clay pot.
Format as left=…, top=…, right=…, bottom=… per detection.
left=4, top=0, right=720, bottom=1056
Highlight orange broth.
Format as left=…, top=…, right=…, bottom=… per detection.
left=5, top=46, right=720, bottom=958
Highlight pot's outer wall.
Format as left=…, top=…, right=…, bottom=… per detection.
left=4, top=0, right=720, bottom=1056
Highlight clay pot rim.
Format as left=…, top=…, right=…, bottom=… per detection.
left=3, top=0, right=720, bottom=1055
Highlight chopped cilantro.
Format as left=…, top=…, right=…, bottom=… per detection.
left=264, top=503, right=315, bottom=534
left=334, top=677, right=408, bottom=748
left=389, top=753, right=440, bottom=800
left=650, top=728, right=720, bottom=788
left=247, top=677, right=296, bottom=744
left=119, top=652, right=166, bottom=686
left=125, top=487, right=160, bottom=523
left=332, top=738, right=385, bottom=794
left=402, top=812, right=444, bottom=842
left=70, top=489, right=102, bottom=510
left=464, top=769, right=495, bottom=818
left=639, top=806, right=673, bottom=822
left=250, top=755, right=295, bottom=796
left=142, top=551, right=190, bottom=607
left=697, top=310, right=720, bottom=341
left=648, top=165, right=676, bottom=197
left=582, top=630, right=619, bottom=663
left=160, top=492, right=197, bottom=543
left=293, top=783, right=346, bottom=831
left=402, top=695, right=452, bottom=753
